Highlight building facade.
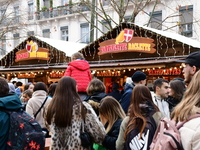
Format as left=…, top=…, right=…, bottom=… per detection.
left=0, top=0, right=199, bottom=58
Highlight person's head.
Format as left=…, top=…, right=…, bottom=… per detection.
left=172, top=70, right=200, bottom=122
left=33, top=82, right=48, bottom=92
left=48, top=83, right=57, bottom=97
left=180, top=51, right=200, bottom=83
left=125, top=85, right=159, bottom=139
left=0, top=77, right=9, bottom=96
left=16, top=81, right=23, bottom=87
left=112, top=82, right=119, bottom=91
left=168, top=79, right=185, bottom=101
left=99, top=96, right=126, bottom=133
left=71, top=52, right=85, bottom=61
left=22, top=90, right=33, bottom=102
left=153, top=78, right=169, bottom=99
left=131, top=71, right=147, bottom=85
left=24, top=83, right=34, bottom=92
left=86, top=78, right=106, bottom=95
left=46, top=77, right=85, bottom=127
left=8, top=83, right=15, bottom=93
left=12, top=81, right=17, bottom=86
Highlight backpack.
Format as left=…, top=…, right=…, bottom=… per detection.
left=150, top=114, right=200, bottom=150
left=0, top=107, right=45, bottom=150
left=125, top=111, right=157, bottom=150
left=150, top=117, right=183, bottom=150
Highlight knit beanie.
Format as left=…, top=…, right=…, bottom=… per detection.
left=131, top=71, right=146, bottom=82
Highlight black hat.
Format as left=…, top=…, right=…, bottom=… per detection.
left=178, top=51, right=200, bottom=68
left=131, top=71, right=146, bottom=82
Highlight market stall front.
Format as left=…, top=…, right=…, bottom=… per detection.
left=0, top=36, right=86, bottom=84
left=79, top=22, right=200, bottom=91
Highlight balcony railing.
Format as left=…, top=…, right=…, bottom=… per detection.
left=36, top=3, right=89, bottom=20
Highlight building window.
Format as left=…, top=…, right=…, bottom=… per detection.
left=80, top=23, right=89, bottom=44
left=179, top=5, right=193, bottom=37
left=62, top=0, right=68, bottom=5
left=103, top=0, right=110, bottom=6
left=28, top=2, right=34, bottom=20
left=0, top=9, right=6, bottom=26
left=14, top=6, right=20, bottom=24
left=42, top=29, right=50, bottom=38
left=13, top=33, right=20, bottom=47
left=0, top=36, right=6, bottom=56
left=124, top=16, right=134, bottom=22
left=102, top=20, right=110, bottom=33
left=43, top=0, right=50, bottom=8
left=150, top=11, right=162, bottom=30
left=27, top=31, right=34, bottom=36
left=60, top=26, right=68, bottom=41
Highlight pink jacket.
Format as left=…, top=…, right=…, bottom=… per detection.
left=64, top=59, right=92, bottom=92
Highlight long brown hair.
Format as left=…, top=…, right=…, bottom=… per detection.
left=124, top=85, right=159, bottom=140
left=45, top=76, right=86, bottom=127
left=99, top=96, right=126, bottom=133
left=171, top=70, right=200, bottom=122
left=169, top=79, right=185, bottom=101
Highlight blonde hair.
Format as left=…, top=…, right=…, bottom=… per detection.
left=171, top=70, right=200, bottom=122
left=71, top=52, right=84, bottom=61
left=99, top=96, right=126, bottom=133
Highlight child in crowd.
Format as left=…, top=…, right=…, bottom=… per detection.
left=21, top=90, right=32, bottom=110
left=64, top=52, right=92, bottom=100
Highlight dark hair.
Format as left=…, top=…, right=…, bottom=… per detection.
left=169, top=80, right=185, bottom=101
left=125, top=85, right=159, bottom=140
left=86, top=78, right=106, bottom=95
left=12, top=81, right=16, bottom=84
left=48, top=83, right=57, bottom=97
left=153, top=78, right=169, bottom=93
left=0, top=77, right=9, bottom=96
left=24, top=83, right=31, bottom=91
left=45, top=77, right=86, bottom=127
left=16, top=81, right=23, bottom=87
left=33, top=82, right=48, bottom=92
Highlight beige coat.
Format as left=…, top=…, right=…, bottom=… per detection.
left=179, top=117, right=200, bottom=150
left=26, top=90, right=52, bottom=128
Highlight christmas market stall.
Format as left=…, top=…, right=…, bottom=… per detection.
left=0, top=36, right=87, bottom=84
left=79, top=22, right=200, bottom=92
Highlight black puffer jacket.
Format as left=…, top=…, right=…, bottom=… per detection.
left=102, top=119, right=123, bottom=150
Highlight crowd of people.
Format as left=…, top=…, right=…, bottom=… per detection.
left=0, top=51, right=200, bottom=150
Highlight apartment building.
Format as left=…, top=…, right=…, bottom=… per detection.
left=0, top=0, right=199, bottom=58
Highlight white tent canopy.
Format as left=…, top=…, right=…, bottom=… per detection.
left=35, top=36, right=87, bottom=57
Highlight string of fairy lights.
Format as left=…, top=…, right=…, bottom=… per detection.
left=0, top=64, right=184, bottom=79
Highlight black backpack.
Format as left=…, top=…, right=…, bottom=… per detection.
left=0, top=107, right=45, bottom=150
left=125, top=111, right=157, bottom=150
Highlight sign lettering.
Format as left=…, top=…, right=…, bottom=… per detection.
left=98, top=28, right=155, bottom=55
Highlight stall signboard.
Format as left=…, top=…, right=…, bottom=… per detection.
left=18, top=74, right=35, bottom=78
left=98, top=28, right=156, bottom=55
left=15, top=40, right=50, bottom=62
left=148, top=69, right=182, bottom=76
left=49, top=72, right=64, bottom=78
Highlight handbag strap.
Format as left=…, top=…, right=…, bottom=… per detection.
left=81, top=119, right=85, bottom=133
left=34, top=97, right=48, bottom=119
